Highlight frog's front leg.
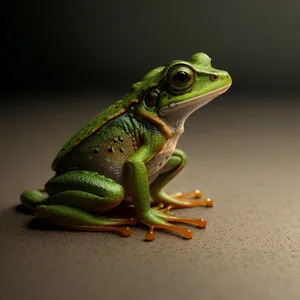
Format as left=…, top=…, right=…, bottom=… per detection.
left=150, top=148, right=213, bottom=209
left=20, top=170, right=136, bottom=237
left=127, top=146, right=206, bottom=241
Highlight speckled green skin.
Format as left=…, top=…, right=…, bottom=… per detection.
left=21, top=53, right=232, bottom=240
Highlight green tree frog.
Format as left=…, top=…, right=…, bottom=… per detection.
left=21, top=53, right=232, bottom=241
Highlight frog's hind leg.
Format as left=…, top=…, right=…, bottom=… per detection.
left=20, top=189, right=47, bottom=213
left=150, top=148, right=213, bottom=209
left=22, top=170, right=137, bottom=236
left=36, top=205, right=135, bottom=237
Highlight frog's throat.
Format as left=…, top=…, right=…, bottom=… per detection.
left=159, top=84, right=231, bottom=131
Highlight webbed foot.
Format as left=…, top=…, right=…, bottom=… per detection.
left=170, top=190, right=213, bottom=207
left=152, top=190, right=213, bottom=209
left=140, top=207, right=206, bottom=241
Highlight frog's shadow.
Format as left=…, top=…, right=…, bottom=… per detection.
left=15, top=203, right=32, bottom=215
left=15, top=204, right=67, bottom=231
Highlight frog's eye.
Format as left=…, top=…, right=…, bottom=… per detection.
left=210, top=74, right=218, bottom=81
left=144, top=90, right=160, bottom=107
left=166, top=64, right=195, bottom=94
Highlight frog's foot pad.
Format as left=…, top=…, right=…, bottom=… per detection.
left=169, top=190, right=214, bottom=208
left=143, top=208, right=206, bottom=241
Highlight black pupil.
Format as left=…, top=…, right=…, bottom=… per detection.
left=173, top=71, right=189, bottom=83
left=145, top=92, right=158, bottom=107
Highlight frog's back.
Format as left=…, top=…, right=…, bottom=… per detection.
left=52, top=65, right=165, bottom=171
left=52, top=98, right=138, bottom=171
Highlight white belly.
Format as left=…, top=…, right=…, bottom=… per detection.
left=146, top=133, right=181, bottom=183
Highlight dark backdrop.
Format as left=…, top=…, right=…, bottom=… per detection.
left=2, top=0, right=300, bottom=93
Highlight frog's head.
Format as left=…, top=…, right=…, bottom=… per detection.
left=129, top=52, right=232, bottom=134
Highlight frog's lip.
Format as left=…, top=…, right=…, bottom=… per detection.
left=159, top=83, right=231, bottom=116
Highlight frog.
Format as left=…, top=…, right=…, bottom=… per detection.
left=20, top=52, right=232, bottom=241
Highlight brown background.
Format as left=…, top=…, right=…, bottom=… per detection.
left=1, top=90, right=300, bottom=300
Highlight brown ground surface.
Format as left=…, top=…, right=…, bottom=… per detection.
left=1, top=91, right=300, bottom=300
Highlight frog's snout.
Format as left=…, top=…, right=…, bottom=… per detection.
left=226, top=72, right=232, bottom=86
left=218, top=71, right=232, bottom=87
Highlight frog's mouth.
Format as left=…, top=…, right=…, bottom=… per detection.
left=159, top=84, right=231, bottom=129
